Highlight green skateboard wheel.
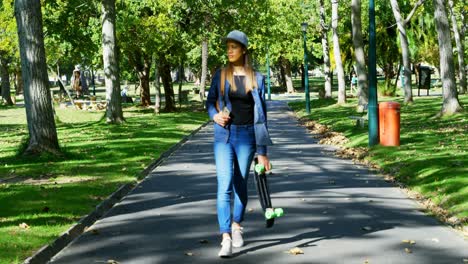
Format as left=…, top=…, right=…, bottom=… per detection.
left=274, top=208, right=284, bottom=217
left=255, top=163, right=272, bottom=174
left=265, top=209, right=275, bottom=219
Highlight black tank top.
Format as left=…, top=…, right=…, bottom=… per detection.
left=229, top=76, right=254, bottom=125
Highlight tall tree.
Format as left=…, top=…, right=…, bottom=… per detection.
left=15, top=0, right=60, bottom=155
left=101, top=0, right=124, bottom=123
left=432, top=0, right=463, bottom=115
left=200, top=37, right=208, bottom=104
left=448, top=0, right=466, bottom=94
left=331, top=0, right=346, bottom=103
left=320, top=0, right=332, bottom=98
left=389, top=0, right=426, bottom=103
left=351, top=0, right=369, bottom=107
left=0, top=0, right=17, bottom=105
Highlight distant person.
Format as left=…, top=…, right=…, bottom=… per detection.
left=72, top=69, right=82, bottom=99
left=351, top=73, right=358, bottom=95
left=206, top=30, right=273, bottom=258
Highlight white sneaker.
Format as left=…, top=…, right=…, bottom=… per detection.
left=218, top=237, right=232, bottom=258
left=232, top=226, right=244, bottom=248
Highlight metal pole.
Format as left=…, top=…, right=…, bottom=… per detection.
left=266, top=46, right=271, bottom=101
left=303, top=30, right=310, bottom=114
left=368, top=0, right=379, bottom=146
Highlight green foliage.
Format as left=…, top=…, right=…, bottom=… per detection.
left=42, top=0, right=101, bottom=69
left=0, top=0, right=18, bottom=60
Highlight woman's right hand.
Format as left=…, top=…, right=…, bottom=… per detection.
left=214, top=112, right=231, bottom=127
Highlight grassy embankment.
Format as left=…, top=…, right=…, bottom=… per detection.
left=289, top=94, right=467, bottom=226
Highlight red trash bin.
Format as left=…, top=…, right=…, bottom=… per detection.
left=379, top=102, right=401, bottom=146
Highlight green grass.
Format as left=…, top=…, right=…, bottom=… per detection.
left=289, top=95, right=468, bottom=223
left=0, top=104, right=208, bottom=264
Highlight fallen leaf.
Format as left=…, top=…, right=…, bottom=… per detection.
left=364, top=259, right=370, bottom=264
left=402, top=240, right=416, bottom=245
left=287, top=247, right=304, bottom=255
left=19, top=223, right=30, bottom=229
left=404, top=248, right=412, bottom=254
left=107, top=260, right=119, bottom=264
left=121, top=167, right=127, bottom=171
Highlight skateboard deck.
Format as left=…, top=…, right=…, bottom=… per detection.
left=253, top=158, right=284, bottom=228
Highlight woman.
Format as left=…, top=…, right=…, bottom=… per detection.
left=72, top=69, right=82, bottom=99
left=206, top=30, right=273, bottom=258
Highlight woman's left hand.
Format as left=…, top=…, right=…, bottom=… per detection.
left=257, top=155, right=271, bottom=171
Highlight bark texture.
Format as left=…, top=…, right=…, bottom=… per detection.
left=153, top=56, right=161, bottom=114
left=389, top=0, right=413, bottom=103
left=159, top=56, right=175, bottom=112
left=332, top=0, right=346, bottom=104
left=448, top=0, right=466, bottom=94
left=351, top=0, right=369, bottom=106
left=101, top=0, right=124, bottom=123
left=0, top=57, right=14, bottom=105
left=200, top=39, right=208, bottom=105
left=15, top=0, right=60, bottom=155
left=320, top=0, right=332, bottom=98
left=432, top=0, right=462, bottom=115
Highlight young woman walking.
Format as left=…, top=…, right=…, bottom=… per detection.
left=206, top=30, right=273, bottom=258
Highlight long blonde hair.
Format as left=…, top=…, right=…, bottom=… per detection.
left=220, top=51, right=257, bottom=96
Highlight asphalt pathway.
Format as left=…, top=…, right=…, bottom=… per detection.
left=50, top=100, right=467, bottom=264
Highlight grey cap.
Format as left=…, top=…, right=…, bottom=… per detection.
left=225, top=30, right=248, bottom=48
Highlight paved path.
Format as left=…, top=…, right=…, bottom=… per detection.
left=50, top=100, right=467, bottom=264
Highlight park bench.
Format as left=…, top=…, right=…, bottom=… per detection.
left=348, top=104, right=368, bottom=128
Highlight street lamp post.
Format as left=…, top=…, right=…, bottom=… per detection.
left=301, top=22, right=310, bottom=114
left=266, top=46, right=271, bottom=100
left=368, top=0, right=379, bottom=146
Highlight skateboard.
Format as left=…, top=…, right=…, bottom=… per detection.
left=253, top=158, right=284, bottom=228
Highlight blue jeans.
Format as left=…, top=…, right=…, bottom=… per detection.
left=214, top=124, right=256, bottom=234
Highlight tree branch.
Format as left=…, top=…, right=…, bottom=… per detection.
left=404, top=0, right=426, bottom=25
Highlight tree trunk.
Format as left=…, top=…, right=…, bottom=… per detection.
left=0, top=58, right=14, bottom=105
left=101, top=0, right=124, bottom=124
left=159, top=56, right=175, bottom=112
left=448, top=0, right=466, bottom=94
left=277, top=64, right=286, bottom=91
left=282, top=57, right=294, bottom=93
left=153, top=56, right=161, bottom=114
left=389, top=0, right=414, bottom=103
left=136, top=57, right=151, bottom=106
left=433, top=0, right=463, bottom=115
left=320, top=0, right=332, bottom=98
left=14, top=0, right=60, bottom=155
left=332, top=0, right=346, bottom=104
left=200, top=38, right=208, bottom=106
left=351, top=0, right=369, bottom=106
left=15, top=68, right=23, bottom=95
left=178, top=62, right=183, bottom=107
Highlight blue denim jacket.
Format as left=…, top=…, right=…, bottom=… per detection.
left=206, top=69, right=273, bottom=155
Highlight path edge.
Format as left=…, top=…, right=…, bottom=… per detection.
left=23, top=120, right=211, bottom=264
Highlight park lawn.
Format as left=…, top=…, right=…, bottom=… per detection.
left=0, top=105, right=208, bottom=264
left=289, top=95, right=467, bottom=224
